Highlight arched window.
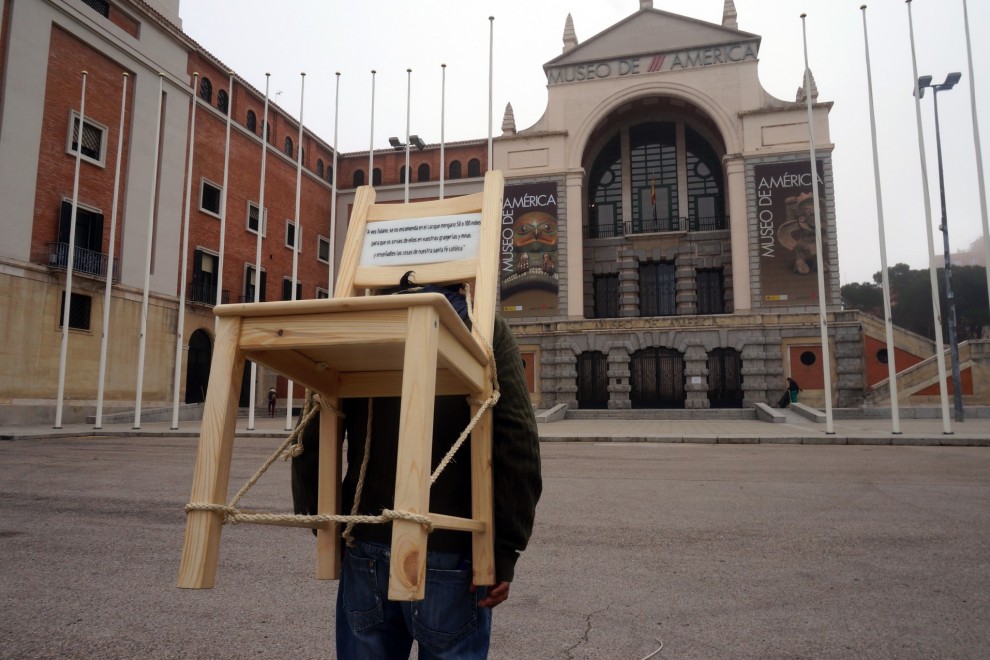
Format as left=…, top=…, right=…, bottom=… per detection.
left=353, top=170, right=365, bottom=187
left=449, top=160, right=462, bottom=180
left=265, top=121, right=271, bottom=143
left=245, top=110, right=257, bottom=133
left=316, top=159, right=324, bottom=177
left=417, top=163, right=430, bottom=182
left=685, top=126, right=725, bottom=230
left=217, top=89, right=229, bottom=115
left=588, top=134, right=623, bottom=238
left=467, top=158, right=481, bottom=177
left=284, top=136, right=293, bottom=157
left=199, top=77, right=212, bottom=103
left=372, top=168, right=382, bottom=186
left=327, top=167, right=334, bottom=185
left=399, top=166, right=408, bottom=183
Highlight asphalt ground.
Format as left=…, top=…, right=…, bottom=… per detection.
left=1, top=434, right=988, bottom=659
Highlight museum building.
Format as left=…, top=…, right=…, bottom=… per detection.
left=0, top=0, right=974, bottom=424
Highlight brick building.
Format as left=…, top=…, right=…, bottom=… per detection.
left=0, top=0, right=984, bottom=425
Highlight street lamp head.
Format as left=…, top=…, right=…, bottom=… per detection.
left=941, top=72, right=962, bottom=89
left=915, top=74, right=933, bottom=98
left=388, top=136, right=404, bottom=149
left=409, top=134, right=426, bottom=150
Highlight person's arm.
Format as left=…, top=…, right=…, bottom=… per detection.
left=488, top=315, right=542, bottom=588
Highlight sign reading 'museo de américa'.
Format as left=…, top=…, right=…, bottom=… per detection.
left=546, top=41, right=759, bottom=85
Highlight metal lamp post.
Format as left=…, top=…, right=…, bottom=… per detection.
left=918, top=72, right=964, bottom=422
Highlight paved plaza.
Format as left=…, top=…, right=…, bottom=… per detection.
left=1, top=426, right=988, bottom=659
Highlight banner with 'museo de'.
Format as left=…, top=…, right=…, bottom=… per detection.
left=499, top=181, right=559, bottom=317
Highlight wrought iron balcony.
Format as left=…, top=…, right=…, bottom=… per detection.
left=46, top=242, right=120, bottom=282
left=584, top=221, right=624, bottom=239
left=188, top=281, right=229, bottom=306
left=688, top=214, right=728, bottom=232
left=625, top=216, right=684, bottom=235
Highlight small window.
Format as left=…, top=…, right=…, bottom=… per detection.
left=318, top=236, right=331, bottom=264
left=247, top=203, right=267, bottom=236
left=467, top=159, right=481, bottom=177
left=264, top=121, right=271, bottom=142
left=417, top=163, right=430, bottom=182
left=449, top=160, right=462, bottom=179
left=199, top=77, right=213, bottom=103
left=200, top=180, right=222, bottom=217
left=285, top=220, right=300, bottom=250
left=316, top=288, right=330, bottom=299
left=876, top=348, right=889, bottom=365
left=327, top=166, right=334, bottom=185
left=372, top=168, right=382, bottom=186
left=353, top=170, right=365, bottom=187
left=67, top=111, right=107, bottom=167
left=244, top=265, right=266, bottom=302
left=284, top=136, right=293, bottom=157
left=59, top=291, right=92, bottom=330
left=246, top=110, right=257, bottom=133
left=282, top=277, right=303, bottom=301
left=800, top=351, right=817, bottom=366
left=316, top=159, right=324, bottom=178
left=217, top=89, right=229, bottom=115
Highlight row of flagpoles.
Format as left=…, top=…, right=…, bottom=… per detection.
left=52, top=17, right=498, bottom=429
left=51, top=5, right=988, bottom=433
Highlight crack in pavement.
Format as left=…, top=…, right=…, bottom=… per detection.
left=563, top=603, right=611, bottom=659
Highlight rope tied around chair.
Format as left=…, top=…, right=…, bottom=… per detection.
left=184, top=283, right=499, bottom=543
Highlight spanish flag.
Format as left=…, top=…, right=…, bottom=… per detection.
left=650, top=176, right=657, bottom=220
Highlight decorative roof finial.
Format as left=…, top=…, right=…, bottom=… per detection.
left=501, top=103, right=516, bottom=136
left=722, top=0, right=738, bottom=29
left=562, top=13, right=577, bottom=53
left=640, top=0, right=653, bottom=9
left=796, top=68, right=820, bottom=103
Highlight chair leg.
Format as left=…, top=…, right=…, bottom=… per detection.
left=317, top=385, right=343, bottom=579
left=177, top=317, right=245, bottom=589
left=388, top=305, right=439, bottom=601
left=470, top=399, right=495, bottom=587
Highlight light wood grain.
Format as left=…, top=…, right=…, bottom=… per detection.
left=317, top=390, right=343, bottom=580
left=177, top=317, right=244, bottom=589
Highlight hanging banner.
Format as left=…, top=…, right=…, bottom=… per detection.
left=754, top=160, right=831, bottom=307
left=500, top=181, right=559, bottom=317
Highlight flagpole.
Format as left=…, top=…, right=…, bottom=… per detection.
left=961, top=0, right=990, bottom=309
left=54, top=70, right=87, bottom=429
left=488, top=16, right=494, bottom=169
left=95, top=72, right=128, bottom=429
left=134, top=73, right=165, bottom=429
left=216, top=72, right=235, bottom=335
left=440, top=63, right=446, bottom=200
left=170, top=73, right=199, bottom=429
left=286, top=72, right=305, bottom=431
left=906, top=0, right=953, bottom=434
left=800, top=14, right=834, bottom=434
left=860, top=5, right=901, bottom=434
left=248, top=73, right=271, bottom=431
left=404, top=68, right=411, bottom=203
left=369, top=69, right=376, bottom=181
left=329, top=72, right=341, bottom=295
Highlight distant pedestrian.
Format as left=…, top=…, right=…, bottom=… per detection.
left=267, top=387, right=277, bottom=417
left=777, top=377, right=800, bottom=408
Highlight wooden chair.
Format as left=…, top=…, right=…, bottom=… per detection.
left=178, top=170, right=504, bottom=601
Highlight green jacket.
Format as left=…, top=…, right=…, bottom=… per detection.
left=292, top=314, right=542, bottom=583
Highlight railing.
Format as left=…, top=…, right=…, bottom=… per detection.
left=586, top=215, right=728, bottom=239
left=188, top=282, right=229, bottom=306
left=46, top=242, right=120, bottom=282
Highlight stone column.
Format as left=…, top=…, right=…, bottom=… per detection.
left=608, top=347, right=631, bottom=409
left=565, top=169, right=585, bottom=318
left=684, top=344, right=709, bottom=409
left=725, top=157, right=751, bottom=311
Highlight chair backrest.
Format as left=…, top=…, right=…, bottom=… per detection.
left=334, top=170, right=504, bottom=345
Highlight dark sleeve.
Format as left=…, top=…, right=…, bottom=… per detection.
left=290, top=402, right=320, bottom=522
left=490, top=315, right=542, bottom=582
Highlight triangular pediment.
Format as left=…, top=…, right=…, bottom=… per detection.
left=546, top=8, right=760, bottom=69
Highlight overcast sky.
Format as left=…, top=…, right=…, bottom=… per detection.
left=179, top=0, right=990, bottom=286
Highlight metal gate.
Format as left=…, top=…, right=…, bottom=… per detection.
left=184, top=329, right=213, bottom=404
left=577, top=351, right=609, bottom=409
left=707, top=348, right=743, bottom=408
left=630, top=348, right=685, bottom=408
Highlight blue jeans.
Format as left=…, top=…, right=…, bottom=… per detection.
left=336, top=540, right=492, bottom=659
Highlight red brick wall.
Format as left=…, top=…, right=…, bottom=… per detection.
left=863, top=335, right=924, bottom=387
left=916, top=368, right=974, bottom=396
left=336, top=142, right=488, bottom=188
left=30, top=26, right=134, bottom=266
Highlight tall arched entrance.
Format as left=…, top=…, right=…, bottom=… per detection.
left=185, top=329, right=212, bottom=404
left=707, top=347, right=743, bottom=408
